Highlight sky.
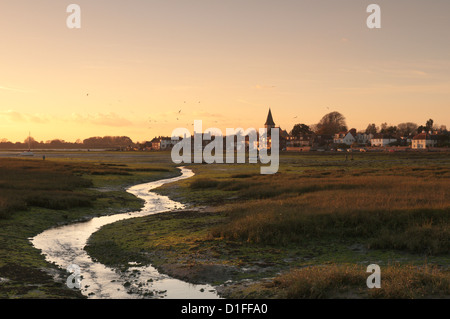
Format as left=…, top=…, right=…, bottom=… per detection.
left=1, top=0, right=449, bottom=143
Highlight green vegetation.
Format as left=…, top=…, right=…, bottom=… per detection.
left=86, top=152, right=450, bottom=298
left=0, top=154, right=179, bottom=298
left=0, top=160, right=94, bottom=220
left=1, top=151, right=449, bottom=299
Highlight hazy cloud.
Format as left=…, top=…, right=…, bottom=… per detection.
left=339, top=59, right=450, bottom=80
left=0, top=85, right=32, bottom=93
left=0, top=110, right=133, bottom=127
left=70, top=112, right=134, bottom=127
left=0, top=110, right=49, bottom=123
left=334, top=81, right=450, bottom=95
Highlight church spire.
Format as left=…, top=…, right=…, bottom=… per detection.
left=265, top=108, right=275, bottom=129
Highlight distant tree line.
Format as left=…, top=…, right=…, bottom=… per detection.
left=290, top=111, right=348, bottom=137
left=0, top=136, right=135, bottom=150
left=291, top=112, right=448, bottom=139
left=2, top=112, right=449, bottom=150
left=364, top=118, right=447, bottom=138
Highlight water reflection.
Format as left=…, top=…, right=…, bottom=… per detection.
left=31, top=167, right=220, bottom=299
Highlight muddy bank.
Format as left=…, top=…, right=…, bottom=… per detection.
left=84, top=209, right=295, bottom=299
left=32, top=167, right=220, bottom=299
left=154, top=258, right=279, bottom=299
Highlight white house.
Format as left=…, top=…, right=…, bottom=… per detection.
left=334, top=129, right=356, bottom=146
left=356, top=133, right=373, bottom=145
left=411, top=133, right=438, bottom=149
left=370, top=134, right=398, bottom=147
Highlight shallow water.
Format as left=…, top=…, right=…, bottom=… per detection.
left=31, top=167, right=219, bottom=299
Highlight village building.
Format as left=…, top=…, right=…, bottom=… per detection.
left=333, top=129, right=357, bottom=146
left=263, top=108, right=288, bottom=150
left=286, top=134, right=315, bottom=147
left=370, top=134, right=398, bottom=147
left=411, top=132, right=438, bottom=149
left=356, top=133, right=373, bottom=145
left=149, top=136, right=177, bottom=150
left=265, top=108, right=276, bottom=131
left=142, top=110, right=448, bottom=153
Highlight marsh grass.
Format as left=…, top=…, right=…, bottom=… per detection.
left=0, top=154, right=179, bottom=298
left=79, top=152, right=450, bottom=299
left=161, top=155, right=450, bottom=256
left=272, top=264, right=450, bottom=299
left=209, top=174, right=450, bottom=254
left=0, top=158, right=178, bottom=219
left=0, top=159, right=96, bottom=219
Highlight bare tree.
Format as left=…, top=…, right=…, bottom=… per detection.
left=24, top=136, right=36, bottom=145
left=397, top=122, right=418, bottom=136
left=315, top=112, right=348, bottom=135
left=365, top=123, right=378, bottom=135
left=291, top=124, right=312, bottom=137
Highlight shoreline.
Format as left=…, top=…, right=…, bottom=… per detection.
left=86, top=206, right=450, bottom=299
left=33, top=167, right=221, bottom=299
left=84, top=152, right=450, bottom=299
left=85, top=208, right=277, bottom=299
left=0, top=155, right=180, bottom=298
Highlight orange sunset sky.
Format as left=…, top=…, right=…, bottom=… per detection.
left=1, top=0, right=449, bottom=143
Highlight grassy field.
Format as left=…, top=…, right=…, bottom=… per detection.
left=1, top=151, right=449, bottom=299
left=85, top=151, right=450, bottom=299
left=0, top=152, right=179, bottom=298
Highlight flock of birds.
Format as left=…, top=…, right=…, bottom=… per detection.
left=84, top=92, right=333, bottom=129
left=148, top=100, right=202, bottom=129
left=84, top=93, right=202, bottom=128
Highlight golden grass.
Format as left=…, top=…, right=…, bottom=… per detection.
left=272, top=264, right=450, bottom=299
left=210, top=175, right=450, bottom=254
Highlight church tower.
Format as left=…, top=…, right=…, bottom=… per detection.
left=265, top=108, right=275, bottom=130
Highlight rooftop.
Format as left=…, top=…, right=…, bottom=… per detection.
left=265, top=108, right=275, bottom=126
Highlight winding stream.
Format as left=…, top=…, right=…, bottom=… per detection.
left=31, top=167, right=220, bottom=299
